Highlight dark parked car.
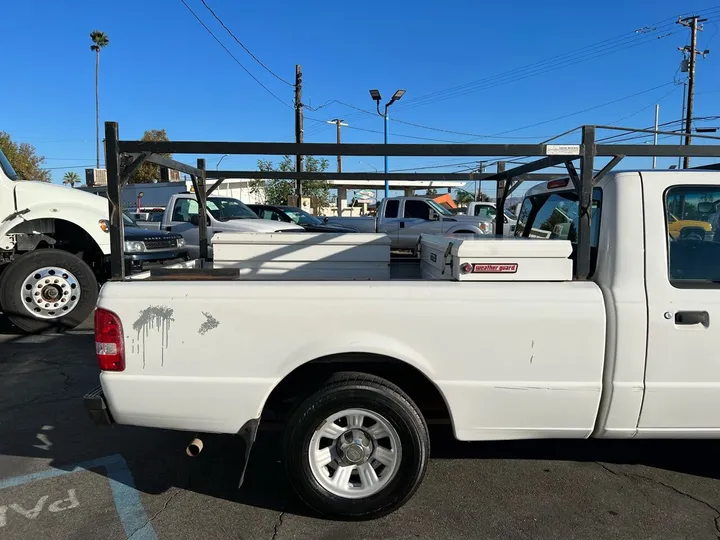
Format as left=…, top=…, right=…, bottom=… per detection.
left=247, top=205, right=357, bottom=233
left=123, top=213, right=188, bottom=272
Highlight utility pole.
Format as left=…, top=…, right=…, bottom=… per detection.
left=294, top=65, right=304, bottom=205
left=328, top=119, right=348, bottom=172
left=677, top=15, right=709, bottom=168
left=652, top=104, right=659, bottom=169
left=475, top=160, right=485, bottom=200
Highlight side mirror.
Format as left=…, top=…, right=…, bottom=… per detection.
left=189, top=215, right=200, bottom=226
left=504, top=216, right=508, bottom=224
left=428, top=210, right=439, bottom=221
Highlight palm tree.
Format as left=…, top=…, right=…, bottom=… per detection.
left=90, top=30, right=110, bottom=169
left=454, top=189, right=475, bottom=207
left=62, top=171, right=82, bottom=188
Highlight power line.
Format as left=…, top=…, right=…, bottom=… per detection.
left=179, top=0, right=292, bottom=109
left=199, top=0, right=294, bottom=86
left=465, top=81, right=678, bottom=140
left=304, top=116, right=463, bottom=142
left=43, top=164, right=95, bottom=170
left=398, top=31, right=684, bottom=112
left=301, top=8, right=720, bottom=138
left=395, top=7, right=720, bottom=111
left=317, top=80, right=681, bottom=142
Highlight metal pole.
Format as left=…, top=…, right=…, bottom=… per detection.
left=104, top=121, right=125, bottom=280
left=577, top=126, right=596, bottom=280
left=684, top=16, right=700, bottom=169
left=336, top=120, right=342, bottom=173
left=294, top=65, right=304, bottom=205
left=652, top=104, right=659, bottom=169
left=384, top=109, right=389, bottom=199
left=494, top=161, right=506, bottom=237
left=196, top=158, right=208, bottom=261
left=679, top=80, right=687, bottom=169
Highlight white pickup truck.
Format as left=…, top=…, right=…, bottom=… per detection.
left=324, top=196, right=493, bottom=251
left=0, top=149, right=111, bottom=332
left=463, top=201, right=518, bottom=236
left=153, top=193, right=302, bottom=257
left=86, top=168, right=720, bottom=519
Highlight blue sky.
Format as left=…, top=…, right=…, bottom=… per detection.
left=2, top=0, right=719, bottom=198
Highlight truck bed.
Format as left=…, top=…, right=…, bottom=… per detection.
left=99, top=275, right=605, bottom=440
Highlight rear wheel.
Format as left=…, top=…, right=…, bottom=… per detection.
left=283, top=372, right=429, bottom=519
left=0, top=249, right=98, bottom=333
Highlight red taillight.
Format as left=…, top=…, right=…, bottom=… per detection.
left=95, top=308, right=125, bottom=372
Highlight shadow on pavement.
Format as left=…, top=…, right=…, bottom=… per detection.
left=1, top=326, right=720, bottom=521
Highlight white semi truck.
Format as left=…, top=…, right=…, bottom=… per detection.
left=0, top=150, right=111, bottom=332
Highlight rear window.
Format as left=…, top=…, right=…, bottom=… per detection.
left=515, top=188, right=602, bottom=245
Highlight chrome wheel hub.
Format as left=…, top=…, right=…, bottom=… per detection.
left=337, top=429, right=373, bottom=466
left=20, top=267, right=81, bottom=320
left=309, top=408, right=402, bottom=499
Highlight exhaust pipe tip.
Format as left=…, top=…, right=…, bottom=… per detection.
left=186, top=438, right=203, bottom=457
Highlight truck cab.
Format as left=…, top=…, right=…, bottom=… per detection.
left=161, top=193, right=303, bottom=258
left=464, top=201, right=517, bottom=236
left=325, top=196, right=494, bottom=250
left=515, top=170, right=720, bottom=436
left=379, top=196, right=494, bottom=249
left=0, top=149, right=110, bottom=332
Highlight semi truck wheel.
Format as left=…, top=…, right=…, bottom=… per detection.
left=283, top=372, right=429, bottom=519
left=0, top=249, right=98, bottom=333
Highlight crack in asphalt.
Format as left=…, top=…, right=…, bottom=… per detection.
left=597, top=462, right=720, bottom=537
left=127, top=488, right=184, bottom=540
left=0, top=393, right=78, bottom=414
left=270, top=511, right=285, bottom=540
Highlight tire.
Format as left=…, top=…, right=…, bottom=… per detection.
left=283, top=371, right=430, bottom=520
left=0, top=249, right=98, bottom=333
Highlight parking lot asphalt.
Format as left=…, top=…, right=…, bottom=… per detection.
left=2, top=316, right=720, bottom=539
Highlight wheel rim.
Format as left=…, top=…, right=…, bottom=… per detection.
left=309, top=408, right=402, bottom=499
left=19, top=266, right=81, bottom=320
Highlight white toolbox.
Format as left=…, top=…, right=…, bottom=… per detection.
left=212, top=232, right=391, bottom=280
left=420, top=234, right=573, bottom=281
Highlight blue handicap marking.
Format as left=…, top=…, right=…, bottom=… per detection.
left=0, top=454, right=158, bottom=540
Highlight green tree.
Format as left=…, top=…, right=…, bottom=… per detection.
left=128, top=129, right=173, bottom=183
left=62, top=171, right=82, bottom=187
left=454, top=189, right=474, bottom=206
left=0, top=132, right=51, bottom=182
left=251, top=156, right=330, bottom=212
left=90, top=30, right=110, bottom=169
left=426, top=187, right=438, bottom=196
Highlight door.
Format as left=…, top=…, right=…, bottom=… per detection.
left=166, top=198, right=216, bottom=259
left=640, top=176, right=720, bottom=433
left=397, top=200, right=443, bottom=249
left=377, top=199, right=401, bottom=247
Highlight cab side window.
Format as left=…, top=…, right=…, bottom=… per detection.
left=172, top=199, right=198, bottom=222
left=666, top=186, right=720, bottom=285
left=261, top=210, right=281, bottom=221
left=474, top=206, right=496, bottom=219
left=404, top=200, right=430, bottom=220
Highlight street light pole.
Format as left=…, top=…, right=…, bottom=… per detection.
left=370, top=89, right=406, bottom=199
left=383, top=112, right=389, bottom=198
left=216, top=154, right=229, bottom=170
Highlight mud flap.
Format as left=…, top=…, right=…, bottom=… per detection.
left=237, top=418, right=259, bottom=488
